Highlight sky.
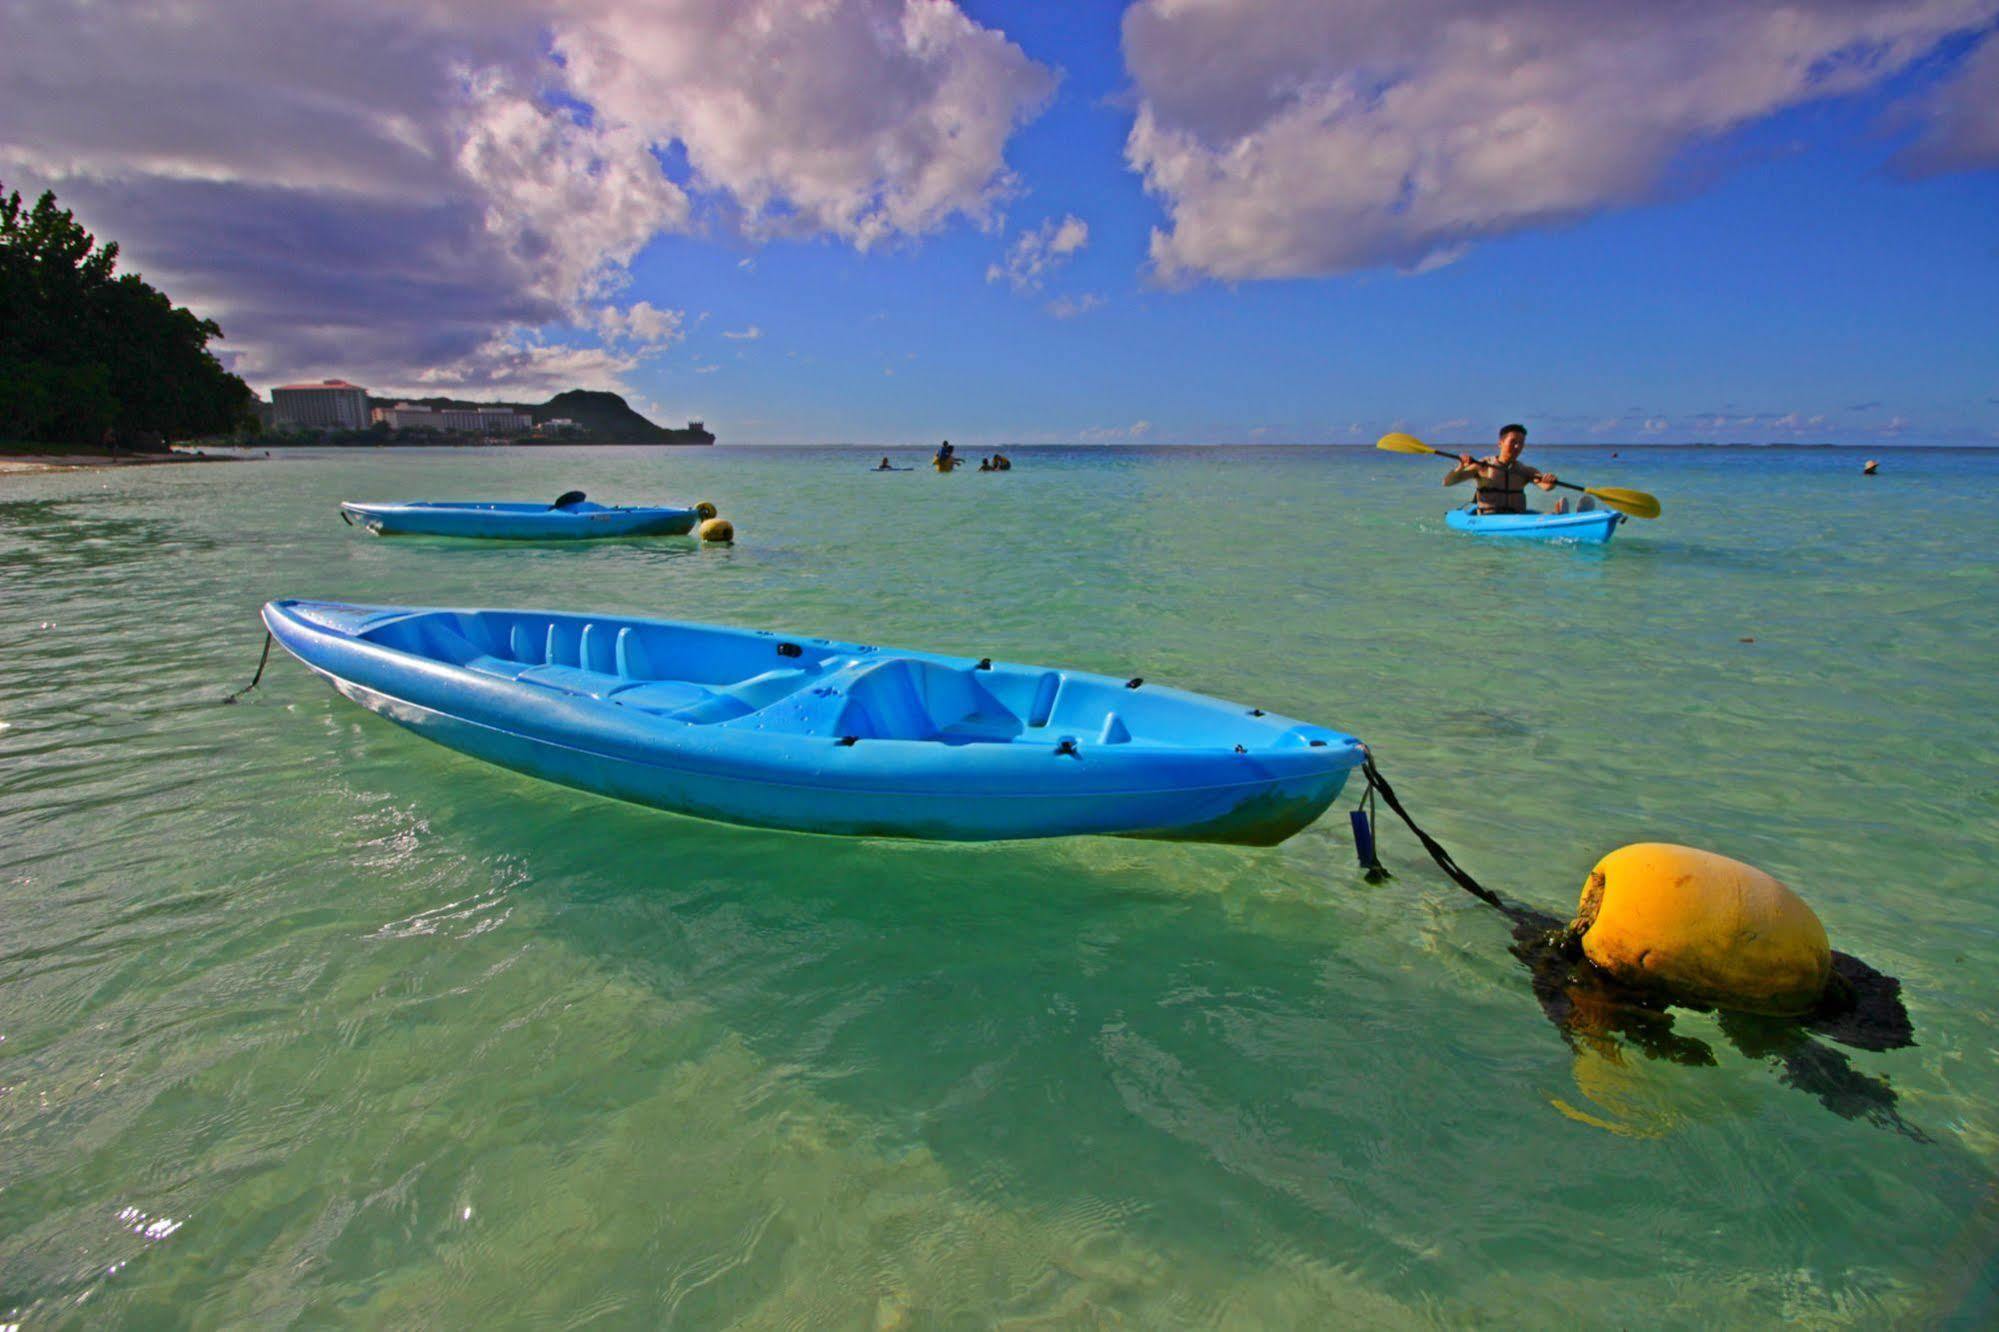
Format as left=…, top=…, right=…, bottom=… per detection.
left=1, top=0, right=1995, bottom=446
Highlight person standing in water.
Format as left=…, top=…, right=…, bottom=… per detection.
left=1443, top=424, right=1559, bottom=514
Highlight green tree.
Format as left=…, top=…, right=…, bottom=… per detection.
left=0, top=182, right=252, bottom=444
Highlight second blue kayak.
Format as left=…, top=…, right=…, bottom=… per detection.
left=1445, top=505, right=1623, bottom=544
left=340, top=499, right=700, bottom=539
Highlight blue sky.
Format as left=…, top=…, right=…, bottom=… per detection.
left=4, top=0, right=1994, bottom=444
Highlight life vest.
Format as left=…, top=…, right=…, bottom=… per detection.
left=1474, top=458, right=1536, bottom=514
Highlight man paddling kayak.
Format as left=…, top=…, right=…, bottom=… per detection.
left=1443, top=424, right=1559, bottom=514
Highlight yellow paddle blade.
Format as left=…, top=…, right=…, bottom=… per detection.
left=1376, top=432, right=1441, bottom=456
left=1583, top=486, right=1661, bottom=520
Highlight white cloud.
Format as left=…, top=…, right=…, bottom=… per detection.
left=721, top=325, right=763, bottom=341
left=0, top=0, right=1054, bottom=389
left=1078, top=419, right=1152, bottom=443
left=1049, top=216, right=1089, bottom=256
left=590, top=300, right=686, bottom=350
left=1893, top=31, right=1999, bottom=174
left=987, top=213, right=1090, bottom=290
left=455, top=71, right=690, bottom=307
left=409, top=331, right=642, bottom=399
left=1122, top=0, right=1999, bottom=283
left=553, top=0, right=1055, bottom=249
left=1045, top=292, right=1105, bottom=319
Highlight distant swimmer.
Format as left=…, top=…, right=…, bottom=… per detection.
left=992, top=451, right=1012, bottom=471
left=1443, top=423, right=1559, bottom=514
left=876, top=456, right=894, bottom=470
left=978, top=457, right=993, bottom=471
left=1863, top=459, right=1879, bottom=475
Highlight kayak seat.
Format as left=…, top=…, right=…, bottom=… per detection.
left=606, top=679, right=718, bottom=714
left=516, top=663, right=634, bottom=699
left=364, top=613, right=498, bottom=665
left=838, top=659, right=1023, bottom=743
left=463, top=653, right=529, bottom=682
left=610, top=668, right=810, bottom=723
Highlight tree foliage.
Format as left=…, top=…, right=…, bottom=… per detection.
left=0, top=183, right=252, bottom=444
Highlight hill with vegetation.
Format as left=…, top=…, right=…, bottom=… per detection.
left=369, top=389, right=712, bottom=443
left=0, top=183, right=251, bottom=448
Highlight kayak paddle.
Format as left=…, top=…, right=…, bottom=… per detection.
left=1375, top=433, right=1661, bottom=519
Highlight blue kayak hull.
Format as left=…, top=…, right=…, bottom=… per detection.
left=1444, top=505, right=1622, bottom=543
left=262, top=600, right=1364, bottom=845
left=341, top=500, right=698, bottom=539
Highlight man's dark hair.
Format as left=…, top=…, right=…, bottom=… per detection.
left=1499, top=423, right=1528, bottom=440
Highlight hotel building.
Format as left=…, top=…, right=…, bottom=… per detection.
left=270, top=380, right=371, bottom=431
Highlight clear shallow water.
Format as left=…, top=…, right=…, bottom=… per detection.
left=2, top=444, right=1996, bottom=1326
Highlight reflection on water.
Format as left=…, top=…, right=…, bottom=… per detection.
left=2, top=446, right=1997, bottom=1324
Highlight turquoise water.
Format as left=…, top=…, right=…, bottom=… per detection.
left=3, top=445, right=1996, bottom=1326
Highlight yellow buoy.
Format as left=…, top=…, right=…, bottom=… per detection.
left=694, top=501, right=719, bottom=520
left=695, top=516, right=734, bottom=543
left=1572, top=843, right=1830, bottom=1016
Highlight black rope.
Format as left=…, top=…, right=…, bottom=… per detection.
left=1359, top=750, right=1511, bottom=914
left=222, top=632, right=274, bottom=704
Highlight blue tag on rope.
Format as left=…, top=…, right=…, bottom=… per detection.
left=1349, top=807, right=1377, bottom=870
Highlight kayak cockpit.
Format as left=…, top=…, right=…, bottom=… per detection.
left=392, top=500, right=618, bottom=514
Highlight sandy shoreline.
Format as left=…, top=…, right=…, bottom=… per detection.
left=0, top=451, right=245, bottom=475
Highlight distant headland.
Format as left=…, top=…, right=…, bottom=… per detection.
left=254, top=382, right=713, bottom=446
left=1, top=180, right=713, bottom=460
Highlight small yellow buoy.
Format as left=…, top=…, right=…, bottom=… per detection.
left=1572, top=843, right=1830, bottom=1016
left=696, top=516, right=734, bottom=543
left=694, top=501, right=719, bottom=520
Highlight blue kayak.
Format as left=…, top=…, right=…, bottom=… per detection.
left=261, top=599, right=1365, bottom=845
left=1445, top=504, right=1622, bottom=544
left=340, top=498, right=700, bottom=539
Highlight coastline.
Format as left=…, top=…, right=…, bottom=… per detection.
left=0, top=449, right=245, bottom=474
